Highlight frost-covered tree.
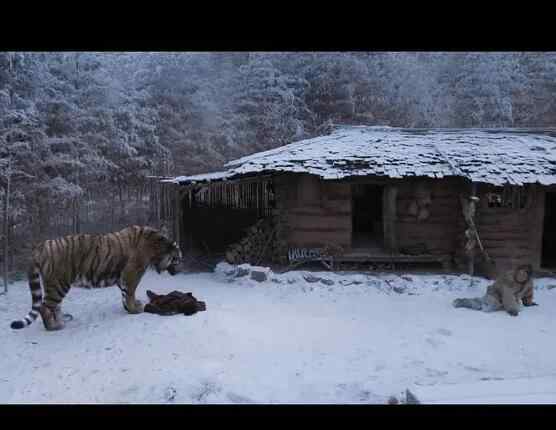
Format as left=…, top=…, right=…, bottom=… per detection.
left=3, top=51, right=556, bottom=275
left=231, top=54, right=307, bottom=155
left=513, top=52, right=556, bottom=126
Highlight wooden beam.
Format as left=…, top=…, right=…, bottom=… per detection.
left=383, top=185, right=399, bottom=254
left=339, top=253, right=449, bottom=264
left=170, top=173, right=276, bottom=189
left=174, top=184, right=182, bottom=249
left=468, top=182, right=477, bottom=276
left=341, top=176, right=401, bottom=186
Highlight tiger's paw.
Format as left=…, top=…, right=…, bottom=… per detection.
left=44, top=318, right=65, bottom=331
left=127, top=300, right=144, bottom=314
left=524, top=301, right=539, bottom=307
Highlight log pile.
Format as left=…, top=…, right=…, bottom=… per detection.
left=225, top=216, right=287, bottom=265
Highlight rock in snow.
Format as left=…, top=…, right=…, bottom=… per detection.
left=250, top=270, right=268, bottom=283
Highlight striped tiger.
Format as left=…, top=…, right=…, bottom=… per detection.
left=10, top=225, right=182, bottom=331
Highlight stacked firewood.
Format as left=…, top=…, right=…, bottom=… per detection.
left=225, top=217, right=279, bottom=265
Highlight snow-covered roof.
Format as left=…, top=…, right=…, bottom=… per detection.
left=162, top=170, right=237, bottom=185
left=167, top=126, right=556, bottom=186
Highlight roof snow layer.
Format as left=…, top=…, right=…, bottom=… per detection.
left=168, top=126, right=556, bottom=186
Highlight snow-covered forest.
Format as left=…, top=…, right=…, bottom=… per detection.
left=2, top=52, right=556, bottom=276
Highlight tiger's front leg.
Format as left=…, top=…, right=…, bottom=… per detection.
left=40, top=282, right=71, bottom=331
left=522, top=284, right=538, bottom=306
left=39, top=305, right=65, bottom=331
left=119, top=268, right=145, bottom=314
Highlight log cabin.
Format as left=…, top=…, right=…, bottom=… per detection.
left=160, top=125, right=556, bottom=276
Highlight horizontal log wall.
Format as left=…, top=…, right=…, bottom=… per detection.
left=395, top=178, right=464, bottom=256
left=276, top=174, right=466, bottom=254
left=475, top=184, right=545, bottom=271
left=274, top=173, right=352, bottom=248
left=270, top=174, right=547, bottom=273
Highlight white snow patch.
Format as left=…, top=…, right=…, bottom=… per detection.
left=412, top=376, right=556, bottom=404
left=1, top=267, right=556, bottom=404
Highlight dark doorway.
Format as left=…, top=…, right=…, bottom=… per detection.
left=182, top=202, right=260, bottom=256
left=352, top=184, right=384, bottom=249
left=542, top=192, right=556, bottom=268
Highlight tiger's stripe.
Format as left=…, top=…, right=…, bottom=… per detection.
left=10, top=265, right=43, bottom=329
left=10, top=226, right=182, bottom=331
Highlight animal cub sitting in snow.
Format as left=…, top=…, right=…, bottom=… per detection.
left=453, top=264, right=537, bottom=316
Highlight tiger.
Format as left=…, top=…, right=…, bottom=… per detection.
left=10, top=225, right=182, bottom=331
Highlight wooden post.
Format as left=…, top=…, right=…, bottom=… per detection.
left=174, top=185, right=182, bottom=249
left=383, top=185, right=398, bottom=255
left=468, top=182, right=477, bottom=276
left=183, top=188, right=193, bottom=254
left=3, top=166, right=10, bottom=294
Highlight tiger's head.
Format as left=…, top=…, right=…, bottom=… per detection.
left=150, top=232, right=183, bottom=276
left=514, top=263, right=533, bottom=284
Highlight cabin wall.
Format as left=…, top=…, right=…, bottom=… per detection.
left=203, top=173, right=546, bottom=274
left=475, top=184, right=545, bottom=271
left=273, top=173, right=352, bottom=249
left=395, top=178, right=464, bottom=256
left=274, top=174, right=465, bottom=256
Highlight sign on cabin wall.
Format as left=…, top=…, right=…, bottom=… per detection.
left=288, top=243, right=346, bottom=264
left=288, top=247, right=322, bottom=263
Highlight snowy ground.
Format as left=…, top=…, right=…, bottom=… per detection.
left=1, top=263, right=556, bottom=404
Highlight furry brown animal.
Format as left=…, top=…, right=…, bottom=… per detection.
left=144, top=290, right=206, bottom=316
left=453, top=264, right=537, bottom=316
left=487, top=263, right=537, bottom=315
left=10, top=225, right=182, bottom=331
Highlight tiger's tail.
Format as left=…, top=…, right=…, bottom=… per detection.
left=10, top=263, right=43, bottom=329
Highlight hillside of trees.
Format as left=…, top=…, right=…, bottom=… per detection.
left=2, top=51, right=556, bottom=279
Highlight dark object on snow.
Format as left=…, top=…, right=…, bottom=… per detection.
left=387, top=396, right=400, bottom=405
left=303, top=274, right=322, bottom=283
left=144, top=290, right=206, bottom=316
left=250, top=270, right=268, bottom=282
left=405, top=389, right=420, bottom=404
left=236, top=267, right=250, bottom=278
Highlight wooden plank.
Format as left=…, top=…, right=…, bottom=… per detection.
left=397, top=199, right=459, bottom=209
left=338, top=254, right=449, bottom=263
left=287, top=214, right=351, bottom=231
left=531, top=187, right=545, bottom=269
left=383, top=185, right=398, bottom=253
left=322, top=182, right=351, bottom=200
left=397, top=219, right=459, bottom=228
left=298, top=174, right=321, bottom=206
left=399, top=230, right=458, bottom=240
left=469, top=182, right=478, bottom=276
left=479, top=235, right=530, bottom=242
left=290, top=227, right=351, bottom=233
left=321, top=199, right=351, bottom=213
left=288, top=230, right=351, bottom=247
left=343, top=177, right=397, bottom=186
left=174, top=184, right=181, bottom=248
left=289, top=205, right=351, bottom=216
